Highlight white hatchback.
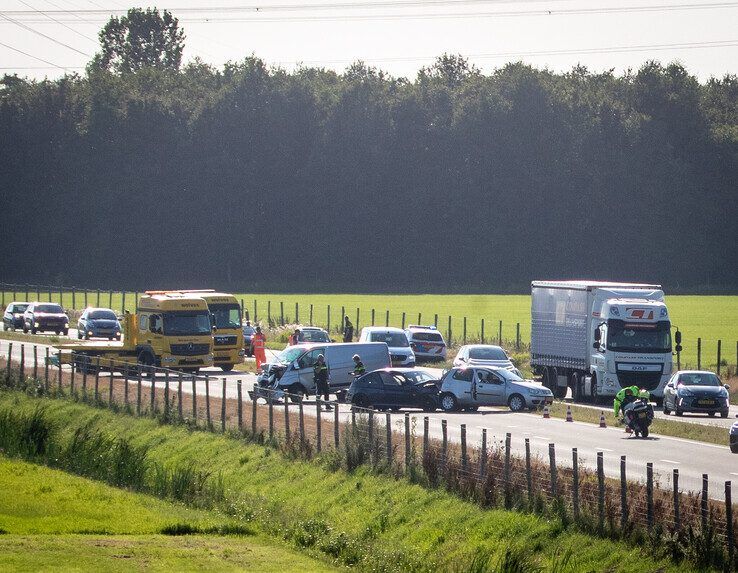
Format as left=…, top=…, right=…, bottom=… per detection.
left=453, top=345, right=515, bottom=370
left=358, top=327, right=415, bottom=367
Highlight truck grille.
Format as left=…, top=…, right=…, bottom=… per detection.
left=170, top=343, right=210, bottom=356
left=617, top=371, right=662, bottom=391
left=214, top=335, right=237, bottom=347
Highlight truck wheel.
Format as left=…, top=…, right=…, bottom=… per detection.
left=508, top=394, right=526, bottom=412
left=440, top=393, right=458, bottom=412
left=137, top=352, right=155, bottom=378
left=554, top=385, right=567, bottom=399
left=220, top=364, right=235, bottom=372
left=542, top=367, right=555, bottom=391
left=571, top=372, right=581, bottom=401
left=590, top=374, right=599, bottom=404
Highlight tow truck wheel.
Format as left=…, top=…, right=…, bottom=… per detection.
left=137, top=352, right=155, bottom=378
left=220, top=364, right=235, bottom=372
left=62, top=329, right=68, bottom=336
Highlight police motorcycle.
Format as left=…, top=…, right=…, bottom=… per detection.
left=622, top=397, right=654, bottom=438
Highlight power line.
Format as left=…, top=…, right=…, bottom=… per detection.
left=19, top=0, right=98, bottom=44
left=0, top=39, right=72, bottom=71
left=0, top=11, right=91, bottom=57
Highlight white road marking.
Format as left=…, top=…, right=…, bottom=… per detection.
left=660, top=459, right=681, bottom=464
left=597, top=448, right=613, bottom=452
left=731, top=473, right=738, bottom=477
left=533, top=436, right=550, bottom=441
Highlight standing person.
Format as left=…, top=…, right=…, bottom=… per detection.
left=252, top=326, right=267, bottom=370
left=289, top=328, right=300, bottom=346
left=350, top=354, right=365, bottom=377
left=313, top=354, right=331, bottom=410
left=343, top=317, right=354, bottom=342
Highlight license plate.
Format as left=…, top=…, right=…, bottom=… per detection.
left=637, top=412, right=647, bottom=419
left=698, top=400, right=714, bottom=406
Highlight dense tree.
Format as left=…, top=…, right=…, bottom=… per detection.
left=0, top=55, right=736, bottom=293
left=91, top=8, right=185, bottom=74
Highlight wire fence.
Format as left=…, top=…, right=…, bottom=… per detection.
left=0, top=338, right=735, bottom=570
left=1, top=282, right=736, bottom=375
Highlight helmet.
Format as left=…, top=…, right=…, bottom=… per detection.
left=352, top=354, right=360, bottom=361
left=317, top=354, right=325, bottom=361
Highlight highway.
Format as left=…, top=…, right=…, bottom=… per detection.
left=3, top=337, right=736, bottom=501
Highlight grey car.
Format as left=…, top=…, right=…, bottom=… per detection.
left=662, top=370, right=730, bottom=418
left=3, top=302, right=29, bottom=330
left=439, top=366, right=554, bottom=412
left=77, top=307, right=122, bottom=340
left=731, top=421, right=738, bottom=454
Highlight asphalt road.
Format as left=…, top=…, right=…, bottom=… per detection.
left=3, top=339, right=736, bottom=500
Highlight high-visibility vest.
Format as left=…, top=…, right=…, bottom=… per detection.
left=253, top=333, right=265, bottom=349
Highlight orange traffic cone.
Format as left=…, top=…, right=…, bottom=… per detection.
left=565, top=404, right=573, bottom=422
left=599, top=411, right=607, bottom=428
left=542, top=405, right=550, bottom=419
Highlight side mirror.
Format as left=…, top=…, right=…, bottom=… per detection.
left=725, top=384, right=731, bottom=391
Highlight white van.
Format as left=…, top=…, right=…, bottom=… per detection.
left=358, top=327, right=415, bottom=367
left=254, top=342, right=391, bottom=400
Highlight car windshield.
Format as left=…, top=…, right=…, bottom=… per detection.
left=403, top=370, right=435, bottom=384
left=89, top=310, right=117, bottom=320
left=370, top=331, right=409, bottom=347
left=36, top=304, right=63, bottom=313
left=487, top=368, right=523, bottom=382
left=275, top=347, right=304, bottom=365
left=469, top=347, right=508, bottom=360
left=13, top=304, right=28, bottom=313
left=607, top=320, right=671, bottom=353
left=162, top=311, right=211, bottom=336
left=411, top=331, right=443, bottom=342
left=678, top=373, right=721, bottom=387
left=209, top=303, right=241, bottom=329
left=301, top=330, right=330, bottom=342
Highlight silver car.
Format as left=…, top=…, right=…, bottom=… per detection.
left=439, top=366, right=553, bottom=412
left=453, top=344, right=515, bottom=370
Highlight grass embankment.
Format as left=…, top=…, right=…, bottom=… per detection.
left=0, top=456, right=336, bottom=572
left=0, top=391, right=685, bottom=573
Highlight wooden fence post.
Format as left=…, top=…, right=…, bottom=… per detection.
left=620, top=456, right=628, bottom=530
left=268, top=393, right=274, bottom=439
left=81, top=363, right=88, bottom=400
left=647, top=463, right=654, bottom=530
left=481, top=319, right=485, bottom=344
left=44, top=347, right=49, bottom=391
left=205, top=375, right=211, bottom=429
left=299, top=400, right=305, bottom=444
left=463, top=317, right=467, bottom=345
left=460, top=424, right=467, bottom=470
left=441, top=419, right=448, bottom=469
left=57, top=350, right=62, bottom=392
left=96, top=290, right=100, bottom=307
left=572, top=448, right=579, bottom=521
left=498, top=320, right=502, bottom=345
left=697, top=337, right=702, bottom=369
left=333, top=406, right=339, bottom=448
left=69, top=351, right=75, bottom=395
left=284, top=396, right=290, bottom=440
left=404, top=412, right=411, bottom=471
left=94, top=357, right=100, bottom=401
left=20, top=344, right=25, bottom=381
left=327, top=305, right=331, bottom=333
left=368, top=410, right=374, bottom=465
left=423, top=416, right=429, bottom=460
left=597, top=452, right=605, bottom=533
left=124, top=369, right=130, bottom=407
left=726, top=481, right=734, bottom=564
left=164, top=371, right=170, bottom=418
left=136, top=369, right=142, bottom=415
left=221, top=378, right=226, bottom=432
left=309, top=304, right=313, bottom=326
left=386, top=412, right=392, bottom=465
left=251, top=397, right=257, bottom=437
left=267, top=301, right=272, bottom=324
left=178, top=373, right=183, bottom=419
left=108, top=360, right=114, bottom=404
left=295, top=302, right=299, bottom=324
left=5, top=343, right=12, bottom=384
left=401, top=312, right=406, bottom=329
left=480, top=428, right=488, bottom=478
left=191, top=376, right=197, bottom=423
left=673, top=469, right=680, bottom=533
left=33, top=345, right=38, bottom=380
left=385, top=309, right=389, bottom=327
left=549, top=443, right=557, bottom=498
left=516, top=323, right=520, bottom=350
left=355, top=308, right=360, bottom=332
left=237, top=381, right=243, bottom=431
left=371, top=308, right=375, bottom=326
left=717, top=339, right=722, bottom=376
left=121, top=291, right=126, bottom=313
left=316, top=399, right=322, bottom=453
left=505, top=433, right=512, bottom=506
left=447, top=316, right=452, bottom=344
left=525, top=438, right=532, bottom=505
left=280, top=301, right=284, bottom=326
left=253, top=299, right=257, bottom=323
left=701, top=473, right=708, bottom=532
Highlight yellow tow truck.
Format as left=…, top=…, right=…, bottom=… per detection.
left=54, top=292, right=214, bottom=373
left=162, top=290, right=245, bottom=371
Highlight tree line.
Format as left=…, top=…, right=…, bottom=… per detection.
left=1, top=12, right=737, bottom=293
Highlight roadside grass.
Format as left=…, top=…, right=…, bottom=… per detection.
left=3, top=293, right=736, bottom=370
left=0, top=391, right=687, bottom=573
left=544, top=403, right=732, bottom=445
left=0, top=456, right=338, bottom=572
left=0, top=330, right=60, bottom=346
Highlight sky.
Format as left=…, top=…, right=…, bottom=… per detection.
left=1, top=0, right=738, bottom=82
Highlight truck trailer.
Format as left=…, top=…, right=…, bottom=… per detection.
left=530, top=280, right=677, bottom=403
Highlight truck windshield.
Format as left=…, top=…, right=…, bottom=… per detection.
left=209, top=303, right=241, bottom=329
left=163, top=311, right=211, bottom=336
left=607, top=320, right=671, bottom=353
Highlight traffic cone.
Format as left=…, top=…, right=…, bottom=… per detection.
left=542, top=405, right=550, bottom=419
left=565, top=404, right=573, bottom=422
left=599, top=411, right=607, bottom=428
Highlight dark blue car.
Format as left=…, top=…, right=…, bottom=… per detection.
left=345, top=368, right=439, bottom=412
left=77, top=307, right=122, bottom=340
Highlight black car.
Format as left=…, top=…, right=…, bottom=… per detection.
left=662, top=370, right=730, bottom=418
left=3, top=302, right=30, bottom=331
left=22, top=303, right=69, bottom=335
left=345, top=368, right=439, bottom=412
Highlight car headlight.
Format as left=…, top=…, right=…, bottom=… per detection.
left=88, top=331, right=93, bottom=336
left=64, top=323, right=69, bottom=328
left=720, top=387, right=729, bottom=398
left=678, top=387, right=694, bottom=397
left=34, top=322, right=40, bottom=327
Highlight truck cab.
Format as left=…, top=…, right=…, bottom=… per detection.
left=195, top=292, right=244, bottom=371
left=590, top=298, right=672, bottom=400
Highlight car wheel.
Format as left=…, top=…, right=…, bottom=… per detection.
left=287, top=384, right=304, bottom=403
left=721, top=411, right=729, bottom=419
left=220, top=364, right=235, bottom=372
left=731, top=444, right=738, bottom=454
left=708, top=412, right=716, bottom=417
left=421, top=396, right=436, bottom=412
left=440, top=393, right=458, bottom=412
left=62, top=329, right=68, bottom=336
left=508, top=394, right=526, bottom=412
left=77, top=330, right=82, bottom=340
left=675, top=407, right=683, bottom=417
left=663, top=402, right=671, bottom=415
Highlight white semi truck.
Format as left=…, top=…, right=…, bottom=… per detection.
left=530, top=281, right=681, bottom=403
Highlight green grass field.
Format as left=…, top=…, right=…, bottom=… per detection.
left=0, top=456, right=336, bottom=572
left=2, top=290, right=736, bottom=370
left=0, top=392, right=690, bottom=572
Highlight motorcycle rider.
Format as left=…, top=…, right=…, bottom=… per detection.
left=613, top=385, right=641, bottom=418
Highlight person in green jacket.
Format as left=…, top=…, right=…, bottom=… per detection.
left=613, top=385, right=641, bottom=418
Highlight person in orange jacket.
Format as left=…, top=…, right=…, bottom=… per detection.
left=251, top=326, right=267, bottom=370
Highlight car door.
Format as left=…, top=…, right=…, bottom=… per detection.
left=378, top=371, right=407, bottom=407
left=448, top=368, right=473, bottom=405
left=474, top=369, right=506, bottom=406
